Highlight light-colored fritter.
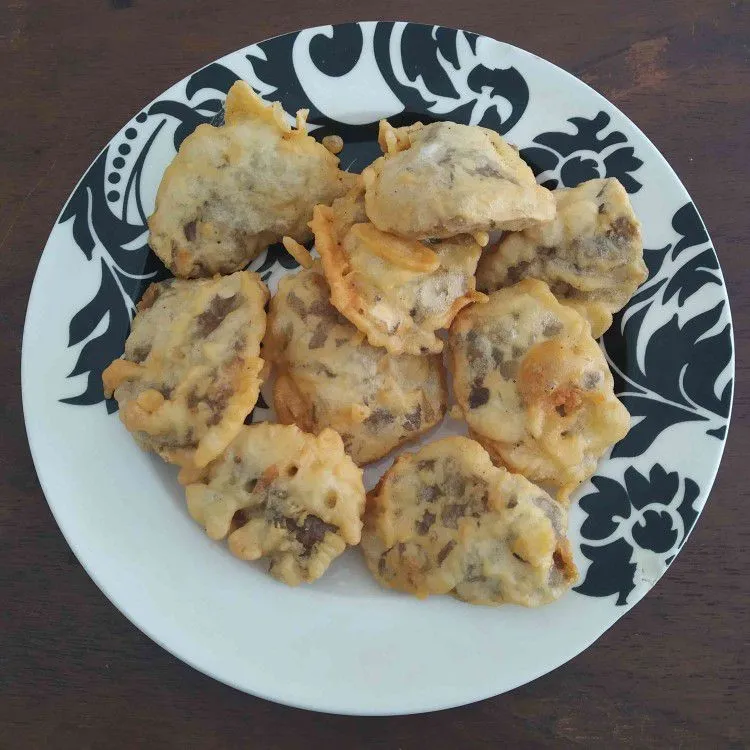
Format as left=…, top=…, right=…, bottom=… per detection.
left=449, top=279, right=630, bottom=502
left=361, top=120, right=555, bottom=239
left=265, top=265, right=447, bottom=464
left=312, top=180, right=485, bottom=355
left=102, top=271, right=268, bottom=482
left=476, top=178, right=647, bottom=337
left=185, top=423, right=365, bottom=585
left=361, top=436, right=577, bottom=606
left=148, top=80, right=354, bottom=278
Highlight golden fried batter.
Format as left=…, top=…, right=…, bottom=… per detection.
left=476, top=178, right=647, bottom=337
left=361, top=436, right=577, bottom=605
left=102, top=271, right=268, bottom=482
left=312, top=180, right=485, bottom=355
left=449, top=279, right=630, bottom=502
left=185, top=423, right=365, bottom=585
left=265, top=266, right=447, bottom=464
left=148, top=80, right=354, bottom=278
left=362, top=120, right=555, bottom=239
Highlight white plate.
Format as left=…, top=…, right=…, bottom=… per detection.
left=22, top=22, right=734, bottom=715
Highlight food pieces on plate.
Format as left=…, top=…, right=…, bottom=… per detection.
left=117, top=96, right=650, bottom=599
left=185, top=423, right=365, bottom=585
left=311, top=180, right=485, bottom=355
left=362, top=120, right=555, bottom=239
left=102, top=271, right=268, bottom=481
left=265, top=266, right=447, bottom=464
left=376, top=118, right=422, bottom=155
left=148, top=80, right=354, bottom=278
left=361, top=436, right=577, bottom=605
left=448, top=279, right=630, bottom=502
left=281, top=236, right=314, bottom=268
left=476, top=178, right=647, bottom=337
left=322, top=134, right=344, bottom=154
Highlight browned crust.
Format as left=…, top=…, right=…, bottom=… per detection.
left=137, top=282, right=161, bottom=312
left=313, top=202, right=485, bottom=355
left=310, top=202, right=386, bottom=350
left=554, top=537, right=578, bottom=584
left=377, top=119, right=423, bottom=154
left=103, top=272, right=269, bottom=480
left=272, top=372, right=316, bottom=434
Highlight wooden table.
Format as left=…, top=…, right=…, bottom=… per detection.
left=2, top=1, right=748, bottom=746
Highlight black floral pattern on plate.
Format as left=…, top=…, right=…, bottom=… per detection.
left=574, top=464, right=699, bottom=605
left=516, top=104, right=731, bottom=605
left=520, top=111, right=644, bottom=192
left=59, top=147, right=170, bottom=413
left=246, top=23, right=530, bottom=175
left=602, top=201, right=732, bottom=457
left=372, top=23, right=529, bottom=134
left=58, top=63, right=245, bottom=411
left=571, top=198, right=731, bottom=605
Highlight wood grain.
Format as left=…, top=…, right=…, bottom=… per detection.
left=1, top=1, right=748, bottom=746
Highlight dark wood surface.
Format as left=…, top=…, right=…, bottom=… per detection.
left=2, top=1, right=748, bottom=747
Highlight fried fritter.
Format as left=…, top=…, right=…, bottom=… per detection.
left=148, top=80, right=354, bottom=278
left=476, top=178, right=647, bottom=337
left=102, top=271, right=268, bottom=482
left=185, top=423, right=365, bottom=585
left=362, top=120, right=555, bottom=239
left=361, top=436, right=577, bottom=605
left=265, top=265, right=447, bottom=464
left=449, top=279, right=630, bottom=501
left=312, top=180, right=485, bottom=355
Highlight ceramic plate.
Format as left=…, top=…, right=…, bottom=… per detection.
left=22, top=22, right=734, bottom=715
